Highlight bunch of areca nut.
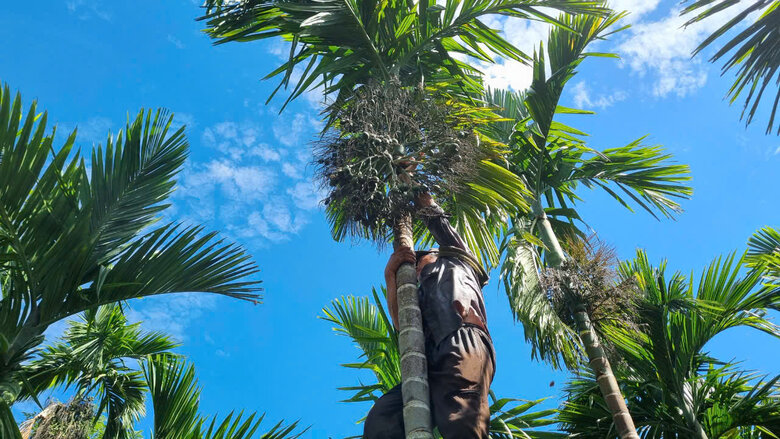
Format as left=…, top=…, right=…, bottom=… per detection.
left=316, top=79, right=484, bottom=242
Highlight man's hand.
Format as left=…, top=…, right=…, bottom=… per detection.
left=385, top=247, right=416, bottom=277
left=414, top=191, right=436, bottom=209
left=385, top=247, right=415, bottom=330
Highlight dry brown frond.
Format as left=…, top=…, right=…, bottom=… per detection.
left=22, top=398, right=95, bottom=439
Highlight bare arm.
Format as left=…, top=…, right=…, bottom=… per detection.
left=384, top=247, right=416, bottom=330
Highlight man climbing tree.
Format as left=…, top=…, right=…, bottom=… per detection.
left=365, top=192, right=494, bottom=439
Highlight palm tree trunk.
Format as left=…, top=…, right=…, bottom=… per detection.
left=571, top=305, right=640, bottom=439
left=532, top=200, right=640, bottom=439
left=393, top=212, right=433, bottom=439
left=681, top=382, right=709, bottom=439
left=531, top=201, right=565, bottom=268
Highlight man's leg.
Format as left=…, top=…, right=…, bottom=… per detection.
left=428, top=326, right=495, bottom=439
left=364, top=385, right=405, bottom=439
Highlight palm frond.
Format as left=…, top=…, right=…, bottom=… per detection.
left=499, top=221, right=582, bottom=370
left=559, top=249, right=780, bottom=436
left=746, top=226, right=780, bottom=291
left=200, top=0, right=610, bottom=114
left=683, top=0, right=780, bottom=134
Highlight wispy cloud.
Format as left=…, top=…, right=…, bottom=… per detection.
left=167, top=34, right=185, bottom=50
left=173, top=110, right=323, bottom=246
left=617, top=3, right=759, bottom=98
left=66, top=0, right=111, bottom=21
left=571, top=82, right=627, bottom=110
left=125, top=293, right=218, bottom=342
left=58, top=116, right=114, bottom=147
left=608, top=0, right=662, bottom=20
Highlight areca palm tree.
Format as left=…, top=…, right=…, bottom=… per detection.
left=0, top=83, right=262, bottom=438
left=17, top=307, right=304, bottom=439
left=485, top=12, right=693, bottom=438
left=321, top=290, right=565, bottom=438
left=557, top=249, right=780, bottom=438
left=682, top=1, right=780, bottom=134
left=18, top=304, right=177, bottom=438
left=199, top=3, right=611, bottom=436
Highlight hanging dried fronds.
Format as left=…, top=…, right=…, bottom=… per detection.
left=21, top=398, right=95, bottom=439
left=316, top=80, right=485, bottom=243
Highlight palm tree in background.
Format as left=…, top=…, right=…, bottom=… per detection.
left=18, top=304, right=176, bottom=438
left=682, top=0, right=780, bottom=134
left=0, top=83, right=262, bottom=438
left=557, top=248, right=780, bottom=438
left=199, top=2, right=610, bottom=435
left=16, top=306, right=305, bottom=439
left=321, top=290, right=566, bottom=438
left=482, top=13, right=693, bottom=438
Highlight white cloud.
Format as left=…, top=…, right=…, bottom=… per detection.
left=607, top=0, right=662, bottom=19
left=287, top=181, right=322, bottom=210
left=125, top=293, right=218, bottom=342
left=62, top=116, right=114, bottom=146
left=617, top=3, right=758, bottom=98
left=173, top=113, right=322, bottom=245
left=167, top=34, right=185, bottom=49
left=282, top=162, right=302, bottom=179
left=571, top=82, right=627, bottom=109
left=476, top=17, right=551, bottom=91
left=66, top=0, right=111, bottom=20
left=272, top=113, right=320, bottom=147
left=202, top=121, right=266, bottom=161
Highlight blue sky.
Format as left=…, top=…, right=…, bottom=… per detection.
left=2, top=0, right=779, bottom=437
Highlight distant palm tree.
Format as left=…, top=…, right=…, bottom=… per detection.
left=484, top=12, right=692, bottom=439
left=17, top=307, right=305, bottom=439
left=18, top=304, right=177, bottom=438
left=683, top=0, right=780, bottom=134
left=321, top=290, right=566, bottom=438
left=557, top=249, right=780, bottom=438
left=0, top=83, right=262, bottom=438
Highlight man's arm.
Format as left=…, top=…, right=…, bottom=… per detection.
left=415, top=192, right=468, bottom=251
left=384, top=247, right=416, bottom=330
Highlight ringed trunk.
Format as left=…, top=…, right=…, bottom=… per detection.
left=533, top=200, right=639, bottom=439
left=393, top=212, right=433, bottom=439
left=571, top=305, right=639, bottom=439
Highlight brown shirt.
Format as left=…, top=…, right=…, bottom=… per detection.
left=418, top=211, right=490, bottom=348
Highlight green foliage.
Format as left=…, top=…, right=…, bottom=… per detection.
left=318, top=81, right=531, bottom=267
left=557, top=248, right=780, bottom=437
left=144, top=355, right=306, bottom=439
left=0, top=82, right=261, bottom=438
left=18, top=304, right=176, bottom=439
left=747, top=226, right=780, bottom=295
left=683, top=0, right=780, bottom=134
left=321, top=290, right=565, bottom=438
left=200, top=0, right=609, bottom=118
left=494, top=12, right=692, bottom=371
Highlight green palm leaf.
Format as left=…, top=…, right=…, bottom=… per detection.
left=558, top=248, right=780, bottom=436
left=321, top=290, right=565, bottom=437
left=0, top=82, right=263, bottom=435
left=200, top=0, right=610, bottom=115
left=683, top=0, right=780, bottom=134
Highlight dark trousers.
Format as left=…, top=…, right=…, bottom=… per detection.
left=363, top=326, right=495, bottom=439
